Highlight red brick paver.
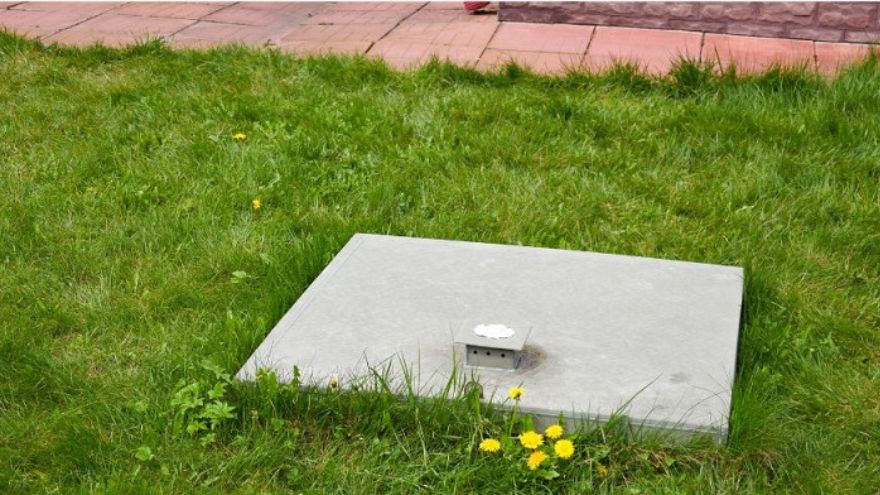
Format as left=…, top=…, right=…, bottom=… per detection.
left=232, top=2, right=326, bottom=12
left=0, top=2, right=119, bottom=38
left=421, top=1, right=465, bottom=10
left=0, top=8, right=95, bottom=37
left=479, top=49, right=584, bottom=74
left=304, top=8, right=416, bottom=26
left=113, top=2, right=224, bottom=20
left=0, top=2, right=873, bottom=76
left=703, top=33, right=816, bottom=72
left=278, top=23, right=390, bottom=55
left=43, top=12, right=193, bottom=47
left=585, top=27, right=702, bottom=75
left=479, top=22, right=593, bottom=74
left=814, top=41, right=870, bottom=75
left=370, top=8, right=496, bottom=68
left=489, top=22, right=593, bottom=54
left=324, top=2, right=424, bottom=12
left=171, top=21, right=276, bottom=48
left=203, top=4, right=304, bottom=26
left=10, top=2, right=120, bottom=15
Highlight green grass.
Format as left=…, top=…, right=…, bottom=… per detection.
left=1, top=33, right=879, bottom=493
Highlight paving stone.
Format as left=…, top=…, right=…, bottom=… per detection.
left=422, top=2, right=468, bottom=10
left=280, top=23, right=392, bottom=44
left=280, top=39, right=373, bottom=56
left=171, top=21, right=277, bottom=48
left=0, top=8, right=99, bottom=37
left=45, top=30, right=147, bottom=47
left=238, top=234, right=743, bottom=441
left=237, top=2, right=328, bottom=13
left=203, top=5, right=294, bottom=26
left=112, top=3, right=226, bottom=20
left=370, top=41, right=484, bottom=68
left=382, top=20, right=496, bottom=46
left=406, top=8, right=497, bottom=24
left=303, top=9, right=414, bottom=26
left=585, top=26, right=702, bottom=75
left=488, top=22, right=593, bottom=54
left=43, top=13, right=193, bottom=46
left=67, top=11, right=193, bottom=34
left=324, top=2, right=424, bottom=12
left=478, top=48, right=584, bottom=74
left=703, top=33, right=815, bottom=73
left=198, top=3, right=326, bottom=33
left=10, top=2, right=120, bottom=14
left=814, top=41, right=871, bottom=75
left=0, top=23, right=53, bottom=38
left=368, top=5, right=496, bottom=69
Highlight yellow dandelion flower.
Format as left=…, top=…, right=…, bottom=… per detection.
left=507, top=386, right=524, bottom=400
left=526, top=450, right=548, bottom=470
left=233, top=132, right=247, bottom=141
left=328, top=376, right=338, bottom=389
left=478, top=438, right=501, bottom=453
left=251, top=198, right=262, bottom=210
left=597, top=464, right=609, bottom=477
left=545, top=424, right=563, bottom=440
left=554, top=439, right=574, bottom=459
left=519, top=431, right=543, bottom=450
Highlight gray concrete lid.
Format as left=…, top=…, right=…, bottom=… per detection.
left=238, top=233, right=743, bottom=439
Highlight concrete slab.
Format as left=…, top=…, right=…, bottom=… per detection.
left=239, top=234, right=743, bottom=441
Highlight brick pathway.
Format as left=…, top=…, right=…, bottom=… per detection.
left=0, top=1, right=871, bottom=75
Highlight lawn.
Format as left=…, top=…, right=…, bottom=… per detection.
left=1, top=33, right=878, bottom=493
